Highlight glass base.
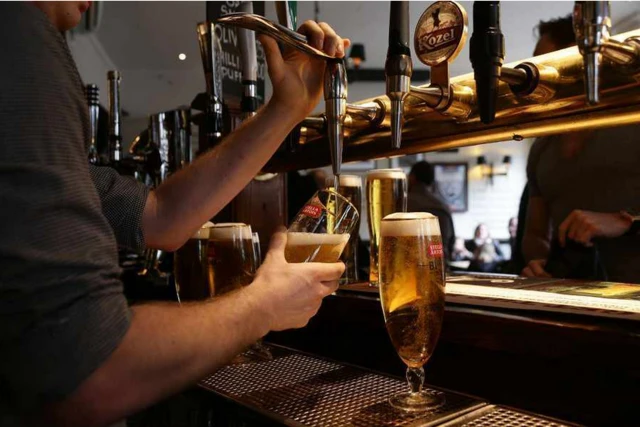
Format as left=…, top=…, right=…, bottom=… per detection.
left=389, top=390, right=445, bottom=413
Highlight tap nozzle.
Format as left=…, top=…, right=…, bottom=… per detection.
left=573, top=1, right=611, bottom=105
left=324, top=60, right=347, bottom=177
left=386, top=1, right=412, bottom=149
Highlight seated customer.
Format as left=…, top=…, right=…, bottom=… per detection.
left=467, top=224, right=504, bottom=272
left=408, top=161, right=455, bottom=260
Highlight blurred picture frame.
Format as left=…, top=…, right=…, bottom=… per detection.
left=433, top=162, right=468, bottom=213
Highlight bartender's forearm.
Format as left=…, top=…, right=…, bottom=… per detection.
left=142, top=100, right=300, bottom=251
left=45, top=288, right=269, bottom=427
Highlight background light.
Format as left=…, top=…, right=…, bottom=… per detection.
left=178, top=53, right=186, bottom=61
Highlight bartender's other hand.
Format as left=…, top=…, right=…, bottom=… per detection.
left=522, top=259, right=551, bottom=278
left=558, top=210, right=631, bottom=247
left=249, top=228, right=344, bottom=331
left=258, top=21, right=351, bottom=121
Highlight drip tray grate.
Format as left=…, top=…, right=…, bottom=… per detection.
left=199, top=345, right=485, bottom=426
left=437, top=405, right=580, bottom=427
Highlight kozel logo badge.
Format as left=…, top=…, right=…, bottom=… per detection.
left=415, top=2, right=466, bottom=66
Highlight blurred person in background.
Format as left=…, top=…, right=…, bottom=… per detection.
left=408, top=161, right=455, bottom=260
left=522, top=15, right=640, bottom=282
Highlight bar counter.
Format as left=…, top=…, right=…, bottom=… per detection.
left=264, top=284, right=640, bottom=427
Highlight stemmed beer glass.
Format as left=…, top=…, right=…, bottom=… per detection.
left=378, top=212, right=446, bottom=412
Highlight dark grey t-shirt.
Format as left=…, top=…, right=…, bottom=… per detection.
left=527, top=125, right=640, bottom=282
left=0, top=3, right=148, bottom=423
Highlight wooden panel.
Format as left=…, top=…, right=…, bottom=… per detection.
left=232, top=174, right=288, bottom=256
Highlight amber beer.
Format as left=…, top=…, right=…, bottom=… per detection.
left=208, top=223, right=255, bottom=296
left=284, top=232, right=350, bottom=263
left=379, top=213, right=445, bottom=368
left=366, top=169, right=407, bottom=285
left=327, top=175, right=362, bottom=283
left=174, top=224, right=213, bottom=301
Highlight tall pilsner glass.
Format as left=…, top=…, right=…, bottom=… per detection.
left=366, top=169, right=407, bottom=285
left=286, top=189, right=359, bottom=263
left=379, top=212, right=445, bottom=412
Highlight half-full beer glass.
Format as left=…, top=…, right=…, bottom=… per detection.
left=366, top=169, right=407, bottom=285
left=208, top=223, right=254, bottom=296
left=379, top=212, right=445, bottom=412
left=286, top=189, right=359, bottom=263
left=327, top=175, right=363, bottom=283
left=174, top=222, right=214, bottom=302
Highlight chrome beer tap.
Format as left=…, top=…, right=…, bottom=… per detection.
left=215, top=12, right=350, bottom=180
left=385, top=1, right=412, bottom=148
left=196, top=21, right=225, bottom=147
left=238, top=2, right=259, bottom=120
left=408, top=1, right=471, bottom=120
left=107, top=70, right=123, bottom=165
left=573, top=1, right=610, bottom=105
left=85, top=84, right=100, bottom=165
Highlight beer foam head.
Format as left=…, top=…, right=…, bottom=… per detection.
left=381, top=212, right=441, bottom=236
left=192, top=221, right=214, bottom=239
left=366, top=168, right=406, bottom=180
left=338, top=175, right=362, bottom=187
left=286, top=232, right=350, bottom=246
left=209, top=223, right=253, bottom=240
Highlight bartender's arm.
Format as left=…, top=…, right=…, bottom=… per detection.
left=142, top=22, right=351, bottom=251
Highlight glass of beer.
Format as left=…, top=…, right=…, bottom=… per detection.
left=174, top=222, right=214, bottom=302
left=366, top=169, right=407, bottom=285
left=286, top=189, right=358, bottom=263
left=208, top=223, right=255, bottom=296
left=379, top=212, right=445, bottom=412
left=327, top=175, right=363, bottom=284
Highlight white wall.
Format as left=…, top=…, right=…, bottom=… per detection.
left=423, top=140, right=531, bottom=240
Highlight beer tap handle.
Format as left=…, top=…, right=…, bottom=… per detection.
left=85, top=84, right=100, bottom=165
left=470, top=1, right=504, bottom=124
left=238, top=2, right=259, bottom=119
left=196, top=22, right=225, bottom=146
left=411, top=2, right=468, bottom=115
left=107, top=70, right=123, bottom=165
left=385, top=1, right=412, bottom=149
left=573, top=1, right=611, bottom=105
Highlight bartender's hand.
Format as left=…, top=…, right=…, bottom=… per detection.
left=248, top=228, right=344, bottom=331
left=258, top=21, right=351, bottom=121
left=558, top=210, right=631, bottom=247
left=522, top=259, right=551, bottom=278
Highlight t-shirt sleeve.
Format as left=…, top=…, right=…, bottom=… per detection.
left=0, top=3, right=131, bottom=411
left=90, top=165, right=149, bottom=252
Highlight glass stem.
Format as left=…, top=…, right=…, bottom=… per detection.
left=406, top=366, right=425, bottom=396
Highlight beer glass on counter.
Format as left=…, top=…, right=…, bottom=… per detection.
left=208, top=223, right=255, bottom=296
left=326, top=175, right=363, bottom=283
left=286, top=189, right=359, bottom=263
left=174, top=222, right=214, bottom=302
left=366, top=169, right=407, bottom=285
left=379, top=212, right=445, bottom=412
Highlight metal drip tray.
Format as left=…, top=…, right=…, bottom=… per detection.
left=437, top=405, right=580, bottom=427
left=199, top=344, right=486, bottom=426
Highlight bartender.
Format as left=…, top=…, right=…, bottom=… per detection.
left=0, top=2, right=349, bottom=426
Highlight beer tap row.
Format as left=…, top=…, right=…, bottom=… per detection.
left=214, top=1, right=640, bottom=173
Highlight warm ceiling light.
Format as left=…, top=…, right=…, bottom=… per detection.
left=178, top=53, right=187, bottom=61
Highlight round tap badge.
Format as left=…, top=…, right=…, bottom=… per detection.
left=414, top=1, right=468, bottom=67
